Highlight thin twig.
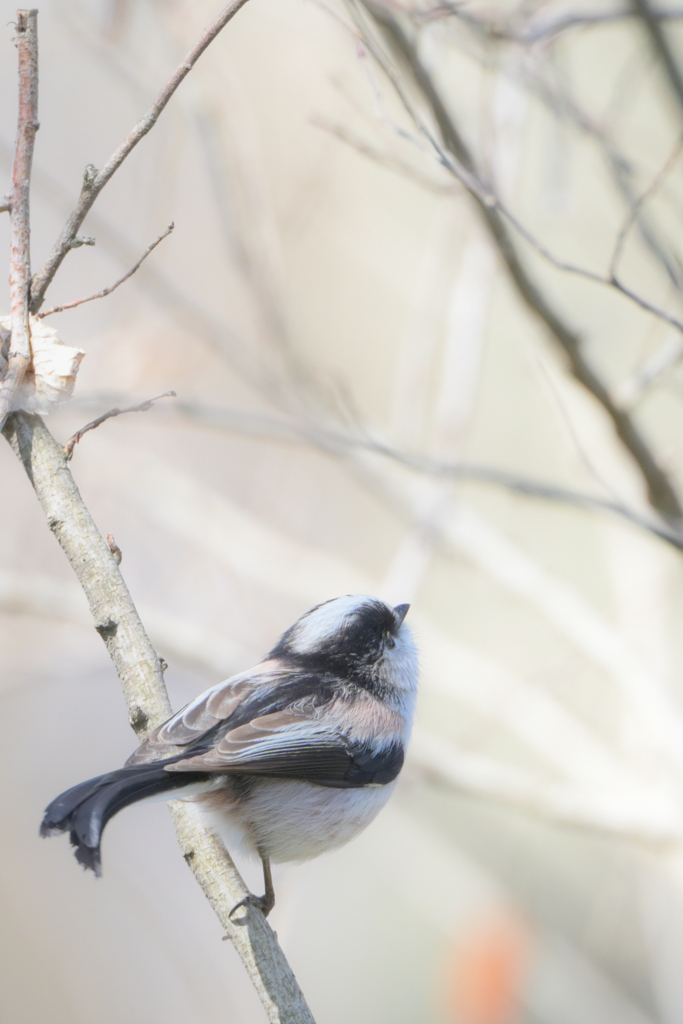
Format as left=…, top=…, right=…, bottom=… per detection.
left=102, top=395, right=683, bottom=553
left=29, top=0, right=252, bottom=313
left=37, top=222, right=174, bottom=318
left=329, top=9, right=683, bottom=306
left=64, top=390, right=177, bottom=459
left=356, top=0, right=683, bottom=523
left=429, top=4, right=683, bottom=43
left=346, top=6, right=683, bottom=343
left=617, top=334, right=683, bottom=406
left=450, top=30, right=683, bottom=293
left=631, top=0, right=683, bottom=116
left=323, top=97, right=683, bottom=335
left=312, top=115, right=454, bottom=191
left=361, top=16, right=683, bottom=336
left=2, top=410, right=317, bottom=1024
left=0, top=10, right=39, bottom=433
left=610, top=133, right=683, bottom=280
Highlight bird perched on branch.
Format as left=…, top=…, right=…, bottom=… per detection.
left=41, top=595, right=418, bottom=917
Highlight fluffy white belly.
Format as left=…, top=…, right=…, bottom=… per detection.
left=191, top=778, right=396, bottom=863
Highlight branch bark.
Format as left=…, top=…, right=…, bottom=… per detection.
left=3, top=411, right=315, bottom=1024
left=361, top=1, right=683, bottom=525
left=0, top=9, right=39, bottom=433
left=29, top=0, right=252, bottom=313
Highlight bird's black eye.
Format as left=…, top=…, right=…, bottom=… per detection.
left=385, top=631, right=396, bottom=649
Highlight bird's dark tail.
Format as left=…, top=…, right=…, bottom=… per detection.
left=40, top=764, right=210, bottom=875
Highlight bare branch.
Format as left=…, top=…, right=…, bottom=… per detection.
left=312, top=115, right=455, bottom=192
left=2, top=411, right=316, bottom=1024
left=0, top=9, right=39, bottom=434
left=631, top=0, right=683, bottom=116
left=6, top=412, right=170, bottom=729
left=348, top=10, right=683, bottom=341
left=447, top=31, right=683, bottom=294
left=356, top=0, right=683, bottom=523
left=617, top=333, right=683, bottom=405
left=37, top=222, right=174, bottom=319
left=409, top=729, right=683, bottom=847
left=116, top=395, right=683, bottom=553
left=64, top=390, right=177, bottom=460
left=29, top=0, right=252, bottom=313
left=609, top=133, right=683, bottom=280
left=520, top=6, right=683, bottom=43
left=333, top=88, right=683, bottom=338
left=431, top=4, right=683, bottom=43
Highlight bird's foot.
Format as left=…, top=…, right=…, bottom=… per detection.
left=229, top=890, right=275, bottom=920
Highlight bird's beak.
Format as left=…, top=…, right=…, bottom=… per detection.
left=393, top=603, right=410, bottom=627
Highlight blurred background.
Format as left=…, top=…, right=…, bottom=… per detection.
left=3, top=0, right=683, bottom=1021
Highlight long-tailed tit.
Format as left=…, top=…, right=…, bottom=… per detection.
left=41, top=595, right=418, bottom=916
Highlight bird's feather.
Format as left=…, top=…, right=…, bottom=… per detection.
left=127, top=661, right=405, bottom=788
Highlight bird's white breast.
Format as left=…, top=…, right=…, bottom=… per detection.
left=192, top=777, right=396, bottom=863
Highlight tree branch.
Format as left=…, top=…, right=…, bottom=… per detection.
left=409, top=728, right=683, bottom=847
left=37, top=222, right=174, bottom=319
left=431, top=3, right=683, bottom=43
left=608, top=133, right=683, bottom=282
left=0, top=7, right=318, bottom=1014
left=631, top=0, right=683, bottom=116
left=358, top=1, right=683, bottom=524
left=2, top=411, right=316, bottom=1024
left=29, top=0, right=252, bottom=314
left=63, top=390, right=177, bottom=459
left=0, top=9, right=39, bottom=433
left=94, top=394, right=683, bottom=553
left=445, top=30, right=683, bottom=294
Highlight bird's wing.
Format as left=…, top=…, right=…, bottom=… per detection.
left=165, top=707, right=404, bottom=788
left=128, top=660, right=404, bottom=787
left=125, top=659, right=291, bottom=766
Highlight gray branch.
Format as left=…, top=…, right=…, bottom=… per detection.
left=0, top=10, right=39, bottom=433
left=3, top=411, right=315, bottom=1024
left=29, top=0, right=252, bottom=313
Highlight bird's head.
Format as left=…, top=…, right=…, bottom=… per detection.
left=269, top=595, right=418, bottom=696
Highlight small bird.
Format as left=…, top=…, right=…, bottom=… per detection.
left=41, top=595, right=418, bottom=916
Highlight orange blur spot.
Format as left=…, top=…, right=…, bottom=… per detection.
left=439, top=910, right=532, bottom=1024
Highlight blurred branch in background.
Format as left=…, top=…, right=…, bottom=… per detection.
left=419, top=3, right=683, bottom=42
left=631, top=0, right=683, bottom=115
left=354, top=0, right=683, bottom=525
left=64, top=390, right=683, bottom=551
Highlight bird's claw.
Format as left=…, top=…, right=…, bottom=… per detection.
left=229, top=891, right=274, bottom=920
